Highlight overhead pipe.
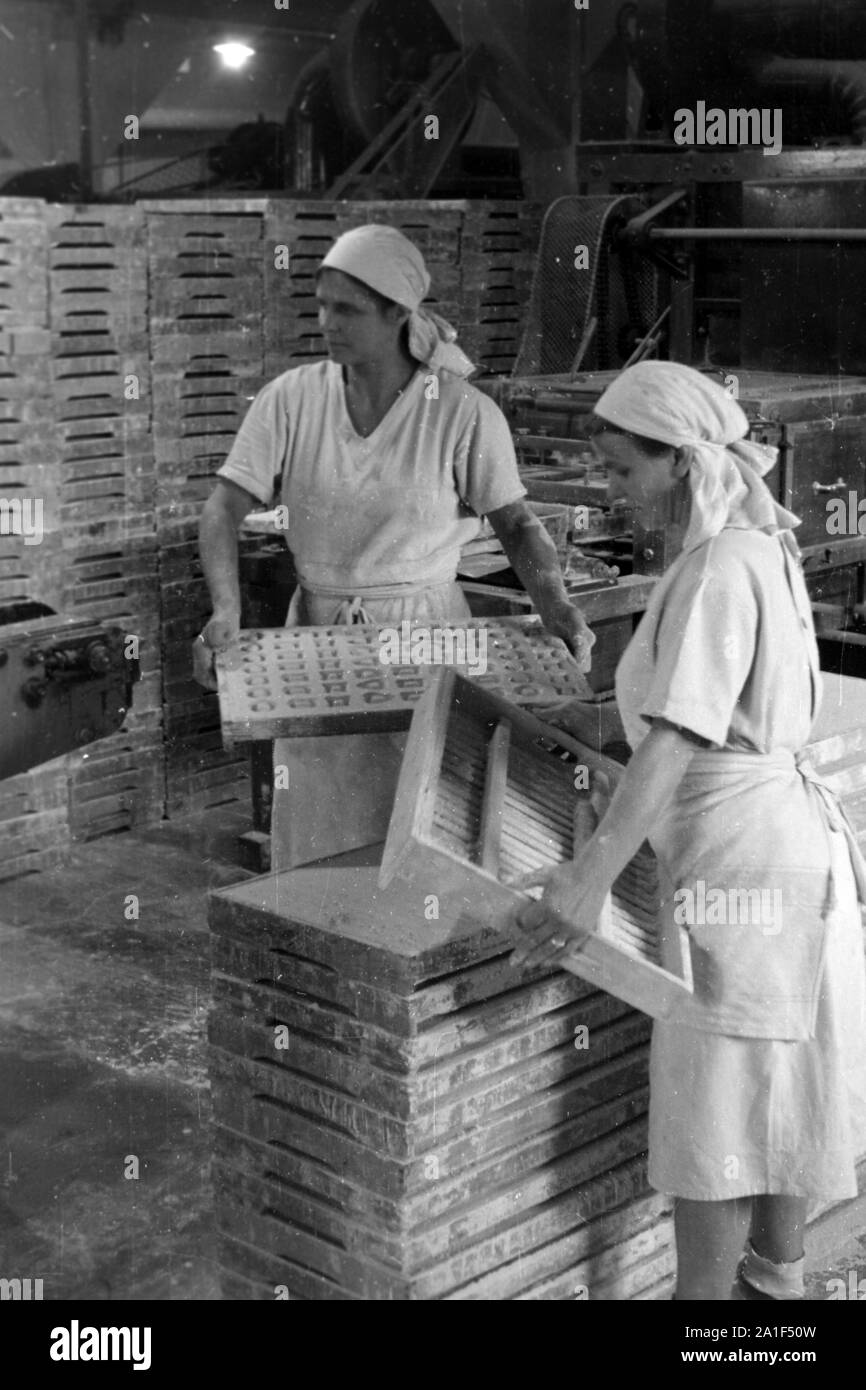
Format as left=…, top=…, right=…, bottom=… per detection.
left=647, top=227, right=866, bottom=242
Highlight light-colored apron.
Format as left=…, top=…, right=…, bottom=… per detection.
left=626, top=530, right=866, bottom=1039
left=653, top=745, right=866, bottom=1039
left=271, top=569, right=471, bottom=872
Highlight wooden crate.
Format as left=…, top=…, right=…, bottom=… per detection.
left=67, top=719, right=165, bottom=839
left=150, top=333, right=261, bottom=541
left=146, top=207, right=264, bottom=343
left=458, top=202, right=542, bottom=375
left=0, top=809, right=71, bottom=879
left=0, top=530, right=65, bottom=609
left=0, top=752, right=70, bottom=879
left=159, top=538, right=218, bottom=721
left=49, top=267, right=146, bottom=317
left=150, top=326, right=260, bottom=371
left=144, top=207, right=264, bottom=548
left=380, top=669, right=692, bottom=1021
left=151, top=366, right=261, bottom=435
left=162, top=665, right=250, bottom=816
left=0, top=747, right=71, bottom=880
left=60, top=538, right=160, bottom=611
left=165, top=760, right=249, bottom=818
left=0, top=201, right=49, bottom=329
left=0, top=343, right=60, bottom=541
left=47, top=206, right=151, bottom=543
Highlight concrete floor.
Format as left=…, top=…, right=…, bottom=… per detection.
left=1, top=810, right=864, bottom=1301
left=0, top=809, right=252, bottom=1301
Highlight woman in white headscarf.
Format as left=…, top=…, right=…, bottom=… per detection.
left=195, top=224, right=593, bottom=869
left=512, top=361, right=866, bottom=1301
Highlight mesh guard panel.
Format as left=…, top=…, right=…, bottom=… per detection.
left=513, top=194, right=660, bottom=377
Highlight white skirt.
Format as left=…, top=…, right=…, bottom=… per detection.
left=648, top=827, right=866, bottom=1204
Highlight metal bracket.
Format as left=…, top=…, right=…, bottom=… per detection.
left=619, top=188, right=691, bottom=279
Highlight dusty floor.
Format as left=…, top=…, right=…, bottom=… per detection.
left=0, top=809, right=251, bottom=1301
left=0, top=810, right=864, bottom=1302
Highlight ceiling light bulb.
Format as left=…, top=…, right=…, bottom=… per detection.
left=213, top=42, right=255, bottom=70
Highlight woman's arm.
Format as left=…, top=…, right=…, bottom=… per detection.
left=194, top=478, right=260, bottom=690
left=510, top=721, right=698, bottom=969
left=487, top=499, right=596, bottom=671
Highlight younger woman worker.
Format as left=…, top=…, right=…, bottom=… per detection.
left=195, top=224, right=593, bottom=869
left=512, top=361, right=866, bottom=1301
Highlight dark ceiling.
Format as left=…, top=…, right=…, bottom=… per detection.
left=66, top=0, right=357, bottom=38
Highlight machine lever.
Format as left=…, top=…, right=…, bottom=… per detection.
left=622, top=188, right=688, bottom=238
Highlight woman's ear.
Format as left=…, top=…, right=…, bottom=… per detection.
left=671, top=447, right=690, bottom=480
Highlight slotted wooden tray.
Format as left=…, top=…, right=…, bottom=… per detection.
left=380, top=669, right=693, bottom=1020
left=214, top=617, right=592, bottom=744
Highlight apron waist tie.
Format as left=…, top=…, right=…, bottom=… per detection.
left=794, top=752, right=866, bottom=910
left=297, top=569, right=458, bottom=625
left=685, top=746, right=866, bottom=911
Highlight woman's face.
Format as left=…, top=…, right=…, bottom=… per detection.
left=592, top=429, right=684, bottom=523
left=316, top=269, right=404, bottom=367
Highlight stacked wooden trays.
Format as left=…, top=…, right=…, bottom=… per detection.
left=209, top=862, right=672, bottom=1300
left=141, top=202, right=266, bottom=814
left=458, top=202, right=543, bottom=375
left=160, top=536, right=251, bottom=818
left=143, top=202, right=265, bottom=545
left=0, top=201, right=66, bottom=868
left=0, top=199, right=49, bottom=330
left=47, top=205, right=153, bottom=545
left=159, top=535, right=267, bottom=818
left=0, top=755, right=71, bottom=881
left=58, top=540, right=164, bottom=837
left=0, top=200, right=56, bottom=605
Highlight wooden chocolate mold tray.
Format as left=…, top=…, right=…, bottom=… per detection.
left=380, top=669, right=693, bottom=1020
left=215, top=618, right=589, bottom=743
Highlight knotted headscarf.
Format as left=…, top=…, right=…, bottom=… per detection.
left=593, top=361, right=800, bottom=553
left=319, top=224, right=475, bottom=378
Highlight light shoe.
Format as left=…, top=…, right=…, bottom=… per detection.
left=731, top=1240, right=805, bottom=1300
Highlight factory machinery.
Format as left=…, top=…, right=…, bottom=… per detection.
left=476, top=0, right=866, bottom=686
left=0, top=602, right=137, bottom=780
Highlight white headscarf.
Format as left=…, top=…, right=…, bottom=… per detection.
left=319, top=224, right=475, bottom=379
left=593, top=360, right=800, bottom=553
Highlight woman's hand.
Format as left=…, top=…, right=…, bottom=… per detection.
left=509, top=724, right=699, bottom=976
left=542, top=600, right=596, bottom=672
left=192, top=609, right=240, bottom=691
left=536, top=697, right=602, bottom=747
left=535, top=696, right=627, bottom=754
left=509, top=855, right=608, bottom=972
